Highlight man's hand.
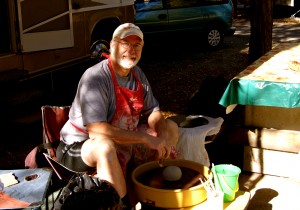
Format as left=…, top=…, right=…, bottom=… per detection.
left=146, top=135, right=173, bottom=159
left=146, top=111, right=178, bottom=159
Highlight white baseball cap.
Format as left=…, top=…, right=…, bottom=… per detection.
left=112, top=23, right=143, bottom=41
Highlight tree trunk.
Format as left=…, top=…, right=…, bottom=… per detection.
left=249, top=0, right=273, bottom=63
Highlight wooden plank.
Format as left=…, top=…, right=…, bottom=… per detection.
left=245, top=105, right=300, bottom=131
left=226, top=126, right=300, bottom=153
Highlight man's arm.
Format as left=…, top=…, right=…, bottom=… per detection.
left=147, top=110, right=177, bottom=158
left=86, top=120, right=168, bottom=158
left=147, top=110, right=168, bottom=139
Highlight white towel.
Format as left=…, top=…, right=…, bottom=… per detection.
left=176, top=115, right=224, bottom=167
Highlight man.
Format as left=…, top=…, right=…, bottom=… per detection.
left=57, top=23, right=179, bottom=208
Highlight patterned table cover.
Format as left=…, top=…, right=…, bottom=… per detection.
left=219, top=43, right=300, bottom=109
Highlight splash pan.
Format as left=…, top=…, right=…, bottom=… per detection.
left=132, top=159, right=212, bottom=208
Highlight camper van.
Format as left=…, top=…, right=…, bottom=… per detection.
left=0, top=0, right=134, bottom=78
left=0, top=0, right=134, bottom=118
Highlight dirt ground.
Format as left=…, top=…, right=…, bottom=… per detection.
left=1, top=14, right=299, bottom=170
left=139, top=20, right=250, bottom=118
left=140, top=16, right=300, bottom=118
left=144, top=42, right=243, bottom=110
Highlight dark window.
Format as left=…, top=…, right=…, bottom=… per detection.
left=166, top=0, right=228, bottom=8
left=199, top=0, right=229, bottom=6
left=167, top=0, right=198, bottom=8
left=135, top=0, right=164, bottom=12
left=0, top=0, right=11, bottom=54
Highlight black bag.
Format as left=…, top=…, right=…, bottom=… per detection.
left=53, top=173, right=121, bottom=210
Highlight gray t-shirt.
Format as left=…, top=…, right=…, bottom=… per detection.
left=60, top=59, right=160, bottom=144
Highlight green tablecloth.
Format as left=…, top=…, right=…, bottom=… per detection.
left=219, top=43, right=300, bottom=109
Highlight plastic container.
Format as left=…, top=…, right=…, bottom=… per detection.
left=214, top=164, right=241, bottom=202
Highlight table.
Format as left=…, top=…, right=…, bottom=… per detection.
left=218, top=43, right=300, bottom=178
left=0, top=168, right=52, bottom=210
left=219, top=43, right=300, bottom=113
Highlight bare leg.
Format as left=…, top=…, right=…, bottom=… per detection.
left=81, top=137, right=127, bottom=198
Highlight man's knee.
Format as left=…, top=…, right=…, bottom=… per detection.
left=82, top=138, right=117, bottom=166
left=86, top=138, right=116, bottom=154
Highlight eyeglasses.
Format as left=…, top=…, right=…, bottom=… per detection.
left=115, top=40, right=143, bottom=51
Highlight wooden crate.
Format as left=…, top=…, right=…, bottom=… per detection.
left=244, top=105, right=300, bottom=131
left=243, top=146, right=300, bottom=179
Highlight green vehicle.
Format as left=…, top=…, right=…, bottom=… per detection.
left=134, top=0, right=235, bottom=48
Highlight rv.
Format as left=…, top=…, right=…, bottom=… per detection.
left=0, top=0, right=134, bottom=119
left=0, top=0, right=134, bottom=78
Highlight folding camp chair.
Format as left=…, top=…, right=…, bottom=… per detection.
left=41, top=105, right=71, bottom=160
left=39, top=106, right=117, bottom=210
left=30, top=105, right=73, bottom=209
left=24, top=105, right=71, bottom=169
left=25, top=105, right=121, bottom=209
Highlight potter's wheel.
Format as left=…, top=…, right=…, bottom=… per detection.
left=167, top=115, right=209, bottom=128
left=179, top=116, right=209, bottom=128
left=137, top=165, right=200, bottom=190
left=132, top=159, right=212, bottom=208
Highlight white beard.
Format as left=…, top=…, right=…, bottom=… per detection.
left=118, top=56, right=138, bottom=69
left=111, top=47, right=139, bottom=69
